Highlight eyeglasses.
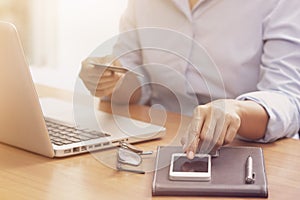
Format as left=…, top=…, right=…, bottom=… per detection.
left=116, top=142, right=153, bottom=174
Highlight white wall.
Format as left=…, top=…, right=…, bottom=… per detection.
left=56, top=0, right=127, bottom=69
left=30, top=0, right=127, bottom=90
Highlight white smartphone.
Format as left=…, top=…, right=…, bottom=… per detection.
left=169, top=153, right=211, bottom=181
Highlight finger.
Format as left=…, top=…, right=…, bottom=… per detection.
left=83, top=77, right=107, bottom=92
left=86, top=72, right=121, bottom=88
left=103, top=70, right=114, bottom=76
left=223, top=123, right=239, bottom=145
left=84, top=74, right=121, bottom=95
left=85, top=78, right=117, bottom=97
left=183, top=124, right=196, bottom=150
left=112, top=58, right=121, bottom=66
left=180, top=135, right=187, bottom=147
left=96, top=79, right=119, bottom=91
left=97, top=74, right=121, bottom=86
left=83, top=75, right=102, bottom=86
left=182, top=124, right=195, bottom=159
left=185, top=118, right=204, bottom=159
left=80, top=57, right=120, bottom=90
left=82, top=81, right=98, bottom=94
left=85, top=77, right=111, bottom=88
left=184, top=106, right=207, bottom=159
left=80, top=65, right=107, bottom=82
left=94, top=85, right=116, bottom=97
left=198, top=116, right=217, bottom=154
left=209, top=118, right=230, bottom=154
left=88, top=69, right=114, bottom=79
left=186, top=136, right=200, bottom=159
left=223, top=113, right=241, bottom=144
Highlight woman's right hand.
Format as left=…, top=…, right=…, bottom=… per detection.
left=79, top=56, right=123, bottom=97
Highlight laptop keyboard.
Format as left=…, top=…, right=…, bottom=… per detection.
left=45, top=118, right=111, bottom=146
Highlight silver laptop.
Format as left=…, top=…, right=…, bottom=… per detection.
left=0, top=22, right=166, bottom=157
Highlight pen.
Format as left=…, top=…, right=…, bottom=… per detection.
left=245, top=155, right=255, bottom=184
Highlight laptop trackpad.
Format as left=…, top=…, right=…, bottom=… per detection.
left=40, top=98, right=165, bottom=139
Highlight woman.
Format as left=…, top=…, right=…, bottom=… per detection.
left=80, top=0, right=300, bottom=158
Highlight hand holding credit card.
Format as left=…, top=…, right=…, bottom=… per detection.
left=89, top=62, right=144, bottom=77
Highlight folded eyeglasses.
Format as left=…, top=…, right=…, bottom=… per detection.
left=116, top=142, right=153, bottom=174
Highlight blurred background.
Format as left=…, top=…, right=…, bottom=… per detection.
left=0, top=0, right=127, bottom=90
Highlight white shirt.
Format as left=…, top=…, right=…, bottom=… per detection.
left=112, top=0, right=300, bottom=142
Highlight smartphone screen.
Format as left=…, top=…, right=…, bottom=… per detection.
left=173, top=156, right=209, bottom=173
left=169, top=153, right=211, bottom=181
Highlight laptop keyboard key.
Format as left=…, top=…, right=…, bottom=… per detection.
left=45, top=118, right=111, bottom=146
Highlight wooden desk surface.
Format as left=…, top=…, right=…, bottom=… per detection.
left=0, top=85, right=299, bottom=200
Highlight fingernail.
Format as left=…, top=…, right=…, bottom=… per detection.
left=182, top=142, right=188, bottom=151
left=187, top=151, right=195, bottom=159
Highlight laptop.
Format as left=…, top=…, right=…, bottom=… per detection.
left=0, top=22, right=166, bottom=157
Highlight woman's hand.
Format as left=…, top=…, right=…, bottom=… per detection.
left=182, top=99, right=242, bottom=159
left=79, top=56, right=123, bottom=97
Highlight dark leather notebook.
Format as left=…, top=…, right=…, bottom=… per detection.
left=152, top=146, right=268, bottom=197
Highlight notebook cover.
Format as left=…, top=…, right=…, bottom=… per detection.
left=152, top=146, right=268, bottom=197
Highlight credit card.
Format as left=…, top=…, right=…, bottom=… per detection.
left=89, top=62, right=144, bottom=77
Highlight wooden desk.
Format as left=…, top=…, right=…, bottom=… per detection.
left=0, top=85, right=299, bottom=200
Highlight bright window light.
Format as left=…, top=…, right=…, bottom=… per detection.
left=1, top=0, right=127, bottom=90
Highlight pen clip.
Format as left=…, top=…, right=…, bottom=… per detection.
left=245, top=172, right=255, bottom=184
